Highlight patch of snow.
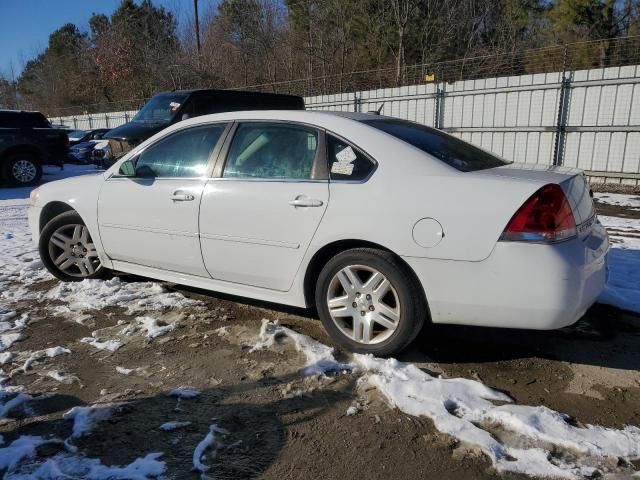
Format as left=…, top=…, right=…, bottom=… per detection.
left=116, top=366, right=134, bottom=375
left=81, top=337, right=123, bottom=352
left=0, top=333, right=24, bottom=352
left=192, top=424, right=229, bottom=477
left=0, top=392, right=32, bottom=418
left=0, top=352, right=15, bottom=365
left=346, top=405, right=359, bottom=416
left=22, top=346, right=71, bottom=371
left=136, top=316, right=176, bottom=339
left=594, top=193, right=640, bottom=210
left=45, top=277, right=202, bottom=314
left=64, top=404, right=114, bottom=438
left=354, top=354, right=640, bottom=478
left=597, top=216, right=640, bottom=313
left=159, top=421, right=191, bottom=431
left=168, top=387, right=200, bottom=399
left=45, top=370, right=79, bottom=385
left=0, top=435, right=49, bottom=471
left=5, top=450, right=166, bottom=479
left=252, top=319, right=351, bottom=376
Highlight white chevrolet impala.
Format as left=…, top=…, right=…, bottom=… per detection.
left=28, top=111, right=609, bottom=355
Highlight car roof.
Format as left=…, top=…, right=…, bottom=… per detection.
left=180, top=109, right=392, bottom=127
left=153, top=89, right=303, bottom=99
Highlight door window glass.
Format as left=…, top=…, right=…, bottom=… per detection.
left=327, top=135, right=376, bottom=181
left=135, top=124, right=227, bottom=177
left=223, top=123, right=318, bottom=179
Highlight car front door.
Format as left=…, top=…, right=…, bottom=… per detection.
left=199, top=122, right=329, bottom=291
left=98, top=123, right=229, bottom=276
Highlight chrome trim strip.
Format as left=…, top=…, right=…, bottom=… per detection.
left=101, top=223, right=198, bottom=237
left=199, top=232, right=300, bottom=249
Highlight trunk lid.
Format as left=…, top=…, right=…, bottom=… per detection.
left=476, top=163, right=596, bottom=238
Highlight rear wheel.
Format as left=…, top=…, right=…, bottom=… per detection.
left=39, top=211, right=106, bottom=282
left=3, top=153, right=42, bottom=186
left=315, top=248, right=426, bottom=356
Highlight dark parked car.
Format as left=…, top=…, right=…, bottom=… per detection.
left=0, top=110, right=69, bottom=186
left=67, top=128, right=110, bottom=146
left=94, top=89, right=305, bottom=167
left=68, top=139, right=106, bottom=164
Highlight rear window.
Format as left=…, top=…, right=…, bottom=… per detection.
left=362, top=119, right=511, bottom=172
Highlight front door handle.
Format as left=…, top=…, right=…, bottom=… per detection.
left=289, top=197, right=324, bottom=208
left=169, top=191, right=195, bottom=202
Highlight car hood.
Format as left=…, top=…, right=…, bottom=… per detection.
left=104, top=121, right=168, bottom=144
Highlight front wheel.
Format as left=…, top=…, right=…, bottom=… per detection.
left=39, top=211, right=106, bottom=282
left=315, top=248, right=426, bottom=356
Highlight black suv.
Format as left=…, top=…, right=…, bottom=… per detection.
left=95, top=89, right=305, bottom=167
left=0, top=110, right=69, bottom=186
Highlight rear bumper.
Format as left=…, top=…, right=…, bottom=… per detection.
left=403, top=223, right=609, bottom=330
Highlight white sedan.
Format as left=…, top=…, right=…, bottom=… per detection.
left=28, top=111, right=609, bottom=355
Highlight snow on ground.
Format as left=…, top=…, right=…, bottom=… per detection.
left=252, top=319, right=351, bottom=376
left=354, top=354, right=640, bottom=479
left=594, top=192, right=640, bottom=210
left=192, top=423, right=229, bottom=479
left=597, top=216, right=640, bottom=313
left=1, top=168, right=640, bottom=478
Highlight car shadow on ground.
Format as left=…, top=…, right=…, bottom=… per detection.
left=5, top=372, right=357, bottom=478
left=115, top=244, right=640, bottom=375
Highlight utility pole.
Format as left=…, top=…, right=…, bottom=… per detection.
left=193, top=0, right=201, bottom=57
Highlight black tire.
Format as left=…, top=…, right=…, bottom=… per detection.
left=2, top=153, right=42, bottom=186
left=315, top=248, right=427, bottom=356
left=39, top=211, right=107, bottom=282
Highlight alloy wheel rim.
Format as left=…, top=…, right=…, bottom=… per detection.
left=48, top=224, right=101, bottom=277
left=12, top=160, right=37, bottom=183
left=326, top=265, right=401, bottom=345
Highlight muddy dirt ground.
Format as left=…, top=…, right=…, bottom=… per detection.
left=1, top=201, right=639, bottom=480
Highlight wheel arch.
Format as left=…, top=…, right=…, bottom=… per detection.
left=302, top=239, right=429, bottom=313
left=39, top=201, right=77, bottom=232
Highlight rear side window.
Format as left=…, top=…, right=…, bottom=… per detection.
left=223, top=123, right=318, bottom=179
left=363, top=119, right=510, bottom=172
left=327, top=135, right=376, bottom=181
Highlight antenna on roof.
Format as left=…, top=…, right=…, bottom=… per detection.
left=368, top=102, right=385, bottom=115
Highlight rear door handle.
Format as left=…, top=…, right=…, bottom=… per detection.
left=289, top=198, right=324, bottom=208
left=169, top=191, right=195, bottom=202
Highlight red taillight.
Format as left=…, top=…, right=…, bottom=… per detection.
left=500, top=184, right=576, bottom=243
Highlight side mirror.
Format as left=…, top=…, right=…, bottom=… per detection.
left=118, top=159, right=136, bottom=177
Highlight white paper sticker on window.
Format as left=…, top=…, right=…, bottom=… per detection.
left=331, top=162, right=354, bottom=175
left=335, top=146, right=357, bottom=164
left=169, top=101, right=181, bottom=112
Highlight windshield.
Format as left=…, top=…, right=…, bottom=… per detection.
left=68, top=130, right=86, bottom=138
left=132, top=93, right=189, bottom=124
left=362, top=118, right=511, bottom=172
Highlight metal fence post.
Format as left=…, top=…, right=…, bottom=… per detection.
left=434, top=83, right=445, bottom=129
left=73, top=117, right=77, bottom=129
left=353, top=93, right=361, bottom=113
left=105, top=113, right=110, bottom=129
left=88, top=115, right=93, bottom=129
left=552, top=74, right=572, bottom=166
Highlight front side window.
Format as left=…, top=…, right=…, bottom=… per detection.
left=223, top=123, right=318, bottom=179
left=327, top=135, right=376, bottom=181
left=134, top=124, right=227, bottom=177
left=362, top=118, right=511, bottom=172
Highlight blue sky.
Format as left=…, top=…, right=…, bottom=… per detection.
left=0, top=0, right=203, bottom=78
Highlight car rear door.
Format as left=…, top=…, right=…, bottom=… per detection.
left=97, top=123, right=229, bottom=276
left=199, top=121, right=328, bottom=291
